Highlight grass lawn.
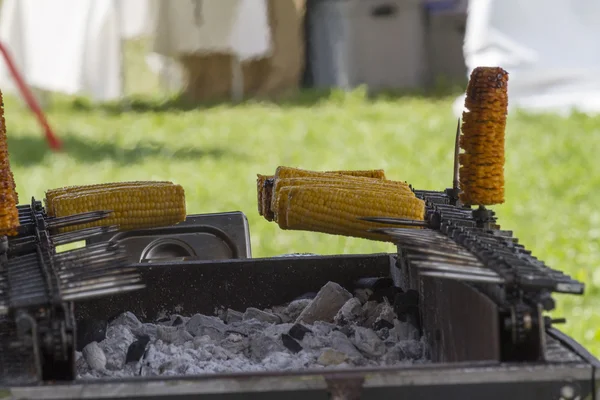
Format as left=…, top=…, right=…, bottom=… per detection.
left=2, top=43, right=599, bottom=357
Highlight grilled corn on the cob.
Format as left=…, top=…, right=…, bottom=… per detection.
left=459, top=66, right=509, bottom=206
left=277, top=186, right=425, bottom=241
left=257, top=166, right=421, bottom=242
left=51, top=182, right=186, bottom=232
left=45, top=181, right=172, bottom=217
left=257, top=168, right=389, bottom=222
left=0, top=90, right=19, bottom=236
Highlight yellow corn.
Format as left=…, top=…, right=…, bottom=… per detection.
left=258, top=168, right=388, bottom=222
left=275, top=186, right=425, bottom=241
left=274, top=166, right=386, bottom=180
left=459, top=66, right=508, bottom=206
left=52, top=182, right=186, bottom=232
left=0, top=90, right=19, bottom=236
left=45, top=181, right=172, bottom=217
left=270, top=177, right=414, bottom=221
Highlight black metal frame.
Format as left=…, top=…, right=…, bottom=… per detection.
left=3, top=253, right=597, bottom=399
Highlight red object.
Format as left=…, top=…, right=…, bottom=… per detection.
left=0, top=41, right=61, bottom=150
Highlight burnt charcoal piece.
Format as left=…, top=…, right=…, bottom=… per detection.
left=126, top=334, right=151, bottom=364
left=394, top=290, right=419, bottom=315
left=354, top=277, right=394, bottom=292
left=223, top=309, right=243, bottom=324
left=373, top=319, right=394, bottom=331
left=243, top=308, right=281, bottom=324
left=393, top=290, right=421, bottom=332
left=296, top=281, right=352, bottom=324
left=294, top=292, right=318, bottom=301
left=281, top=333, right=303, bottom=353
left=172, top=316, right=184, bottom=327
left=369, top=286, right=403, bottom=304
left=288, top=323, right=312, bottom=341
left=76, top=319, right=107, bottom=352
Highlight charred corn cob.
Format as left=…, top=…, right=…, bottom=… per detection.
left=256, top=174, right=272, bottom=216
left=45, top=181, right=172, bottom=217
left=0, top=91, right=19, bottom=236
left=459, top=66, right=509, bottom=206
left=274, top=166, right=386, bottom=180
left=51, top=182, right=186, bottom=232
left=275, top=186, right=425, bottom=241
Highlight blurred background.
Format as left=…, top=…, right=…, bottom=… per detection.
left=0, top=0, right=597, bottom=355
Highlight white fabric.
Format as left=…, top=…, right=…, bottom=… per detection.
left=116, top=0, right=153, bottom=39
left=0, top=0, right=126, bottom=101
left=453, top=0, right=600, bottom=117
left=150, top=0, right=271, bottom=62
left=149, top=0, right=272, bottom=100
left=0, top=0, right=271, bottom=102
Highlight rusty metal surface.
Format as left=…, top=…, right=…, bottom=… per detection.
left=420, top=274, right=501, bottom=362
left=74, top=253, right=394, bottom=323
left=324, top=373, right=365, bottom=400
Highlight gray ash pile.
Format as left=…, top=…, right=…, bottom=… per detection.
left=76, top=281, right=429, bottom=378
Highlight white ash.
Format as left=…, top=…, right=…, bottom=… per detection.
left=76, top=282, right=429, bottom=379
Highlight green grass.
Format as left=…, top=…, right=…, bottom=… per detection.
left=3, top=41, right=599, bottom=357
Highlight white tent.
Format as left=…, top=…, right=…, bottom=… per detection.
left=454, top=0, right=600, bottom=117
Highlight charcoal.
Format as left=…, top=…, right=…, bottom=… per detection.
left=227, top=319, right=269, bottom=336
left=398, top=340, right=424, bottom=359
left=223, top=309, right=243, bottom=324
left=156, top=325, right=193, bottom=345
left=193, top=335, right=214, bottom=348
left=243, top=307, right=281, bottom=324
left=186, top=314, right=227, bottom=340
left=351, top=327, right=385, bottom=358
left=100, top=325, right=136, bottom=370
left=294, top=292, right=318, bottom=301
left=376, top=327, right=391, bottom=341
left=126, top=335, right=150, bottom=363
left=111, top=312, right=142, bottom=330
left=220, top=333, right=249, bottom=354
left=334, top=298, right=363, bottom=325
left=82, top=342, right=106, bottom=371
left=296, top=281, right=352, bottom=324
left=281, top=333, right=303, bottom=353
left=373, top=301, right=396, bottom=328
left=288, top=323, right=312, bottom=341
left=394, top=290, right=420, bottom=327
left=312, top=321, right=337, bottom=336
left=329, top=330, right=362, bottom=360
left=355, top=277, right=394, bottom=292
left=317, top=348, right=347, bottom=366
left=249, top=332, right=286, bottom=361
left=134, top=323, right=158, bottom=338
left=76, top=284, right=427, bottom=379
left=76, top=319, right=107, bottom=352
left=301, top=332, right=328, bottom=350
left=369, top=286, right=402, bottom=304
left=284, top=298, right=312, bottom=321
left=391, top=319, right=420, bottom=341
left=354, top=288, right=372, bottom=304
left=373, top=319, right=394, bottom=331
left=155, top=317, right=171, bottom=324
left=361, top=301, right=381, bottom=327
